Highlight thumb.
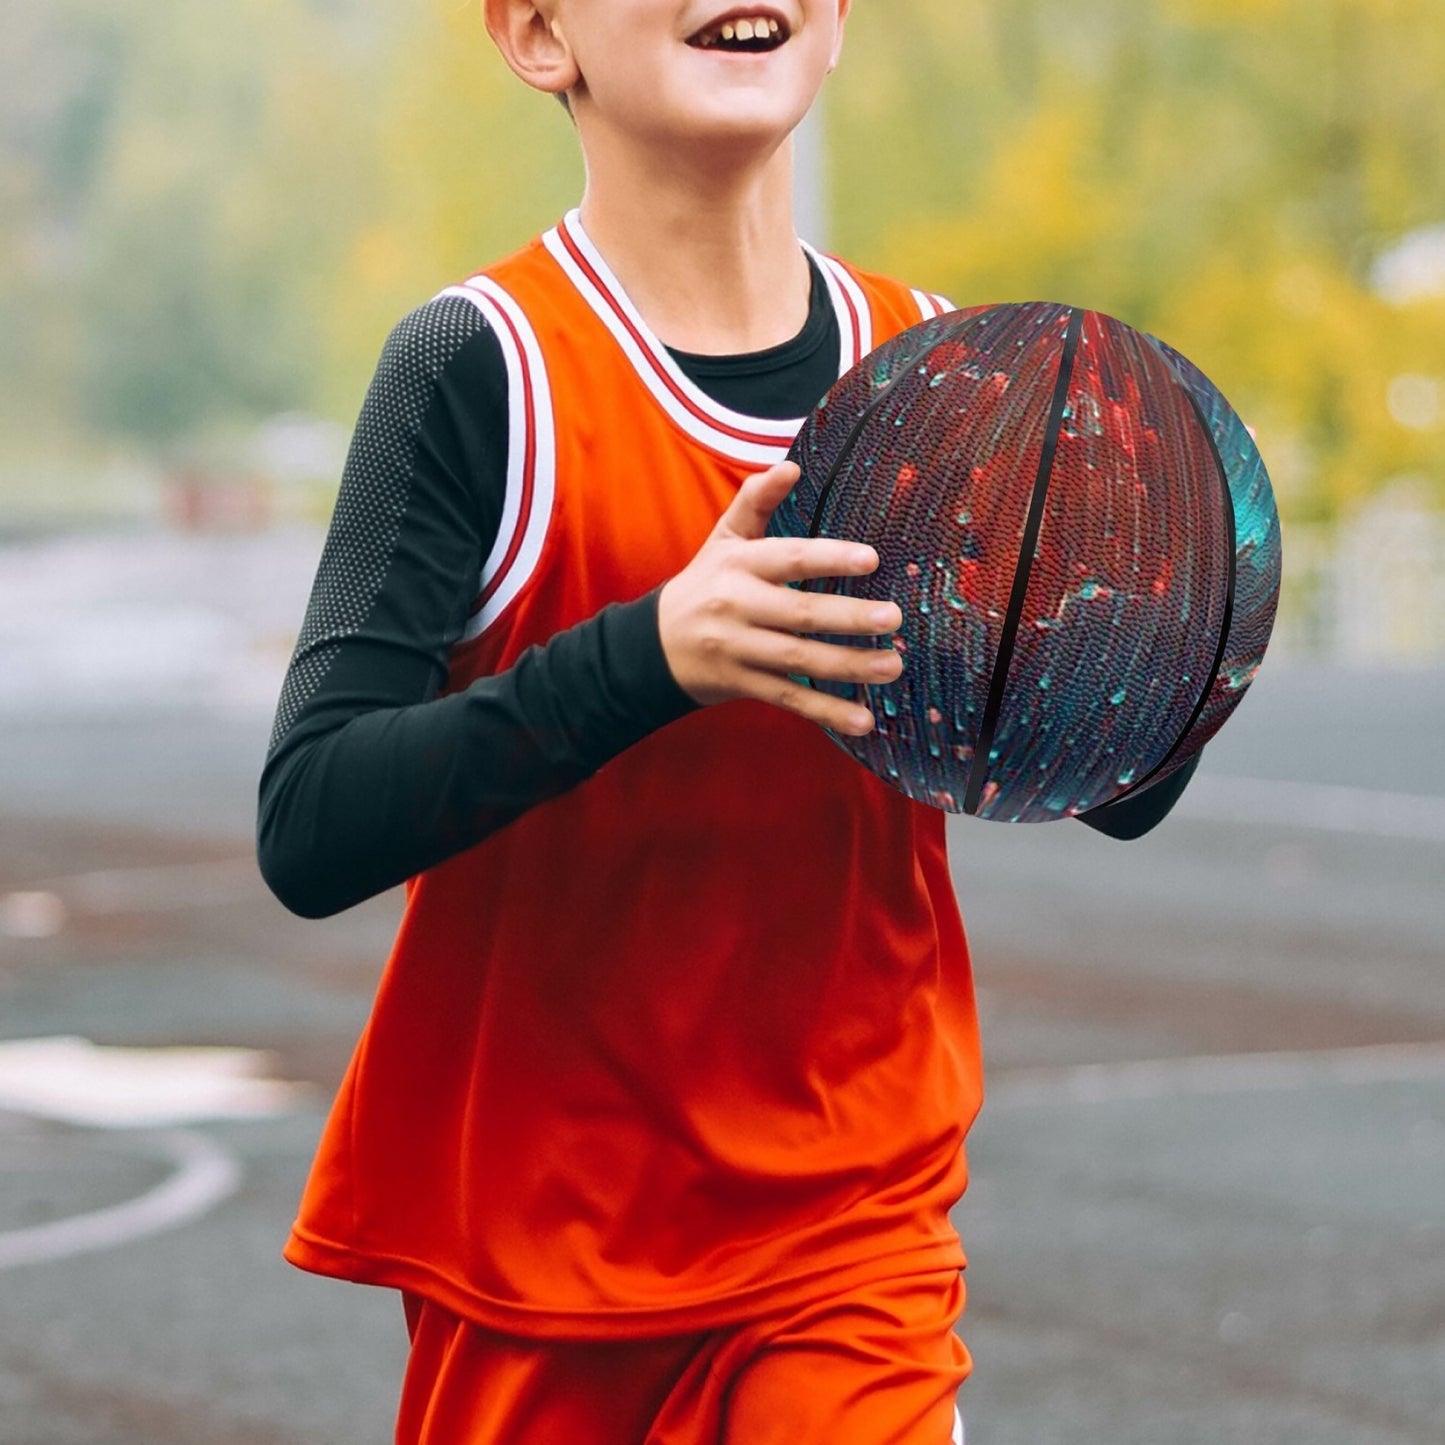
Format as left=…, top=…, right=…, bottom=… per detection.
left=717, top=461, right=801, bottom=542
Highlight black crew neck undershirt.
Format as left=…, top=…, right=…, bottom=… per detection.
left=664, top=255, right=839, bottom=419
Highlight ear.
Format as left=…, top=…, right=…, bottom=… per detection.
left=827, top=0, right=852, bottom=73
left=483, top=0, right=579, bottom=100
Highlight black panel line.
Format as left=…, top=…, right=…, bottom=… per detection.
left=805, top=307, right=1002, bottom=541
left=964, top=306, right=1084, bottom=816
left=798, top=306, right=1004, bottom=720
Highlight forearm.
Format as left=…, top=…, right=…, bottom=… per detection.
left=258, top=591, right=696, bottom=919
left=258, top=295, right=693, bottom=918
left=1076, top=750, right=1201, bottom=840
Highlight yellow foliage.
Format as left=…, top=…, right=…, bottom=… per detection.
left=834, top=0, right=1445, bottom=527
left=8, top=0, right=1441, bottom=533
left=877, top=101, right=1130, bottom=311
left=1162, top=0, right=1288, bottom=26
left=321, top=0, right=583, bottom=406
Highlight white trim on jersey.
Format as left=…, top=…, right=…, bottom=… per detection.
left=436, top=278, right=558, bottom=644
left=543, top=211, right=885, bottom=468
left=803, top=243, right=874, bottom=372
left=543, top=212, right=799, bottom=468
left=911, top=289, right=960, bottom=322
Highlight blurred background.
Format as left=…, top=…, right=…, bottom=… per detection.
left=5, top=0, right=1445, bottom=647
left=1, top=1, right=1442, bottom=1442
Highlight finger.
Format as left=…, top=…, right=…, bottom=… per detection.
left=740, top=534, right=884, bottom=587
left=744, top=584, right=904, bottom=639
left=717, top=461, right=801, bottom=542
left=761, top=675, right=879, bottom=738
left=744, top=633, right=906, bottom=689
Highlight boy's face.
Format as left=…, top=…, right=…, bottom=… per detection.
left=526, top=2, right=851, bottom=151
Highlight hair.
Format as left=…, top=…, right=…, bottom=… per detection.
left=556, top=91, right=573, bottom=118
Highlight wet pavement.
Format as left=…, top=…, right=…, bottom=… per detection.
left=1, top=526, right=1442, bottom=1443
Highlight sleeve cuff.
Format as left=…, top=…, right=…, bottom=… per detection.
left=580, top=587, right=700, bottom=764
left=1076, top=750, right=1201, bottom=841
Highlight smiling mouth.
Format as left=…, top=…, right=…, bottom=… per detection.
left=687, top=14, right=790, bottom=52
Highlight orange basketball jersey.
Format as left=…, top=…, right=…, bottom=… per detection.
left=284, top=213, right=985, bottom=1338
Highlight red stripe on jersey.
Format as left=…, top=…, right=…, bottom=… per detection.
left=828, top=257, right=865, bottom=364
left=469, top=288, right=539, bottom=620
left=556, top=219, right=787, bottom=450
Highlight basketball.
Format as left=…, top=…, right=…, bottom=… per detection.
left=769, top=302, right=1283, bottom=821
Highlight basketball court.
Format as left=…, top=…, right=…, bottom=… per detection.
left=1, top=527, right=1441, bottom=1443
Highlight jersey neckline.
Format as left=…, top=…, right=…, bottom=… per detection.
left=542, top=209, right=873, bottom=467
left=663, top=254, right=832, bottom=378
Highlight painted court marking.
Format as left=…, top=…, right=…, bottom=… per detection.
left=0, top=1038, right=308, bottom=1272
left=0, top=1036, right=313, bottom=1128
left=2, top=776, right=1441, bottom=935
left=0, top=1128, right=239, bottom=1272
left=0, top=858, right=259, bottom=935
left=1, top=1041, right=1440, bottom=1272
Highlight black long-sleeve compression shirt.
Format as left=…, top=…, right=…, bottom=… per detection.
left=257, top=259, right=1195, bottom=919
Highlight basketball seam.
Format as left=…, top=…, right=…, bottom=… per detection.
left=798, top=309, right=1003, bottom=724
left=1106, top=375, right=1239, bottom=803
left=803, top=311, right=1000, bottom=543
left=963, top=307, right=1085, bottom=817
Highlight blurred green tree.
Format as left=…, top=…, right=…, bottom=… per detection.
left=833, top=0, right=1445, bottom=522
left=3, top=0, right=388, bottom=454
left=1, top=0, right=1440, bottom=533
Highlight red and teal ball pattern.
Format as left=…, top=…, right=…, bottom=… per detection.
left=769, top=302, right=1281, bottom=821
left=1137, top=335, right=1282, bottom=787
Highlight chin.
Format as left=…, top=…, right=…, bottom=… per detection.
left=656, top=91, right=814, bottom=152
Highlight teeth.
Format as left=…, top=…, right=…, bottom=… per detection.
left=696, top=15, right=785, bottom=48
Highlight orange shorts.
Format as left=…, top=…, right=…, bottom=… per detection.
left=396, top=1270, right=969, bottom=1445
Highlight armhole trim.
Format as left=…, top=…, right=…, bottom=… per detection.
left=438, top=278, right=558, bottom=644
left=805, top=248, right=874, bottom=375
left=545, top=213, right=800, bottom=465
left=911, top=289, right=958, bottom=322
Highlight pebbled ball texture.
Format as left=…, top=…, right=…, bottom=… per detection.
left=768, top=302, right=1282, bottom=821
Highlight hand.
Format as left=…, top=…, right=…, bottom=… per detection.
left=657, top=461, right=904, bottom=737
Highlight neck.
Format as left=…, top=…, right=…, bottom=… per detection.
left=575, top=131, right=812, bottom=356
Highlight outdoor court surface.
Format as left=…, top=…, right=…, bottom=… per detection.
left=1, top=527, right=1442, bottom=1443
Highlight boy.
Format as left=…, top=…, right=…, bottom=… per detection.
left=258, top=2, right=1196, bottom=1439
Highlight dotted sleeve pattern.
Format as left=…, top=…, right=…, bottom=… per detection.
left=256, top=291, right=695, bottom=919
left=267, top=295, right=493, bottom=756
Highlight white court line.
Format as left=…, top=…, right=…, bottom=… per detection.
left=1179, top=774, right=1445, bottom=843
left=988, top=1041, right=1445, bottom=1111
left=1, top=1045, right=1438, bottom=1273
left=0, top=1127, right=240, bottom=1271
left=1, top=857, right=260, bottom=932
left=0, top=1036, right=313, bottom=1128
left=2, top=773, right=1440, bottom=929
left=51, top=857, right=260, bottom=911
